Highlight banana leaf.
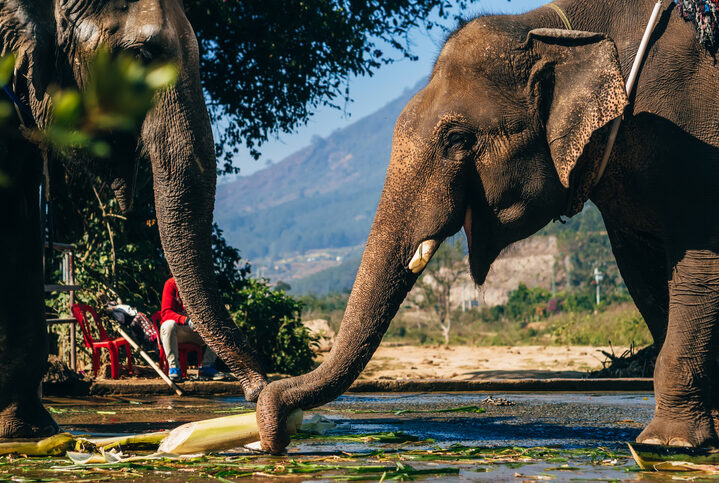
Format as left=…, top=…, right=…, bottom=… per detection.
left=628, top=442, right=719, bottom=471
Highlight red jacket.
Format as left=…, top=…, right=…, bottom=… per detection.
left=161, top=277, right=188, bottom=325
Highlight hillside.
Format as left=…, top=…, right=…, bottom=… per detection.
left=215, top=81, right=424, bottom=281
left=215, top=78, right=618, bottom=297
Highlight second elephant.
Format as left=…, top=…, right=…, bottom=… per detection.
left=257, top=0, right=719, bottom=452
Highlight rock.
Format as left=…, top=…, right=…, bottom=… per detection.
left=43, top=355, right=91, bottom=396
left=303, top=319, right=336, bottom=352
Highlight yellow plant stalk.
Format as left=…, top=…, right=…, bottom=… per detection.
left=87, top=431, right=170, bottom=450
left=0, top=433, right=75, bottom=456
left=158, top=409, right=303, bottom=455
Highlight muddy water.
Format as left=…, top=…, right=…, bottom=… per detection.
left=2, top=392, right=699, bottom=481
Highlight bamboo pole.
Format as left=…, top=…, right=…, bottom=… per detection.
left=113, top=324, right=184, bottom=396
left=596, top=0, right=665, bottom=182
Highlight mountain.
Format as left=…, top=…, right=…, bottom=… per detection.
left=215, top=81, right=424, bottom=284
left=215, top=78, right=615, bottom=297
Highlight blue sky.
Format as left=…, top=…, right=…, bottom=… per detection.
left=226, top=0, right=548, bottom=177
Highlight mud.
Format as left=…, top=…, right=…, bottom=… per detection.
left=2, top=392, right=681, bottom=480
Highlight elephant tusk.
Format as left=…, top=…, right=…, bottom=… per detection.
left=408, top=240, right=439, bottom=274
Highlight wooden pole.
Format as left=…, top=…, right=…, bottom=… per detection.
left=596, top=0, right=665, bottom=182
left=112, top=324, right=184, bottom=396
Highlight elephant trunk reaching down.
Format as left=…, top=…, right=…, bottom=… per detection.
left=141, top=37, right=267, bottom=401
left=257, top=124, right=465, bottom=453
left=258, top=210, right=418, bottom=452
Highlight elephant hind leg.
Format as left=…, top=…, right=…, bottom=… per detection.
left=604, top=222, right=668, bottom=345
left=638, top=249, right=719, bottom=447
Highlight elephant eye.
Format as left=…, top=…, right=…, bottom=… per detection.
left=443, top=131, right=476, bottom=161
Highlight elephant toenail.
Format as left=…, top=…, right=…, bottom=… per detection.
left=668, top=438, right=692, bottom=447
left=641, top=438, right=664, bottom=445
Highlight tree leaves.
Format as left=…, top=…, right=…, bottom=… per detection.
left=183, top=0, right=475, bottom=172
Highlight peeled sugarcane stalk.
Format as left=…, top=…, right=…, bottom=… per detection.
left=87, top=431, right=170, bottom=450
left=158, top=409, right=303, bottom=454
left=0, top=433, right=76, bottom=456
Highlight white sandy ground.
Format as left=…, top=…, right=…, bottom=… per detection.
left=325, top=345, right=631, bottom=381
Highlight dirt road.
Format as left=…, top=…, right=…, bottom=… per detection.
left=345, top=345, right=628, bottom=380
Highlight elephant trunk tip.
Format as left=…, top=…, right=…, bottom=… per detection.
left=111, top=177, right=135, bottom=214
left=242, top=379, right=267, bottom=403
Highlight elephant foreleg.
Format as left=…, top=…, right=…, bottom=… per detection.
left=0, top=153, right=58, bottom=438
left=637, top=249, right=719, bottom=447
left=605, top=222, right=669, bottom=345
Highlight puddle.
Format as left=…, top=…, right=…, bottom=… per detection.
left=1, top=392, right=695, bottom=481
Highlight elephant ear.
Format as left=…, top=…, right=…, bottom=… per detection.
left=0, top=1, right=53, bottom=125
left=526, top=28, right=629, bottom=190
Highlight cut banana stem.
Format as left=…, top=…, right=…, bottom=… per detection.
left=89, top=431, right=170, bottom=450
left=408, top=239, right=439, bottom=274
left=0, top=433, right=76, bottom=456
left=158, top=409, right=303, bottom=455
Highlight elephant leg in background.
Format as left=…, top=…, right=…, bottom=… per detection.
left=0, top=152, right=58, bottom=438
left=604, top=222, right=669, bottom=345
left=638, top=249, right=719, bottom=447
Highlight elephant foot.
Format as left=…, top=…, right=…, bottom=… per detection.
left=638, top=414, right=717, bottom=447
left=0, top=401, right=59, bottom=439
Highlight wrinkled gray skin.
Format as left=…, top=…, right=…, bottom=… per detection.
left=258, top=0, right=719, bottom=452
left=0, top=0, right=267, bottom=438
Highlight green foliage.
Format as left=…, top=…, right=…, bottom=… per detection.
left=0, top=54, right=15, bottom=123
left=183, top=0, right=480, bottom=169
left=387, top=303, right=652, bottom=348
left=212, top=226, right=317, bottom=374
left=41, top=52, right=315, bottom=375
left=546, top=309, right=651, bottom=347
left=46, top=169, right=168, bottom=314
left=231, top=279, right=317, bottom=375
left=416, top=237, right=465, bottom=345
left=504, top=283, right=552, bottom=321
left=563, top=292, right=595, bottom=313
left=45, top=49, right=177, bottom=158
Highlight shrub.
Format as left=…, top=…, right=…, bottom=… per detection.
left=232, top=279, right=317, bottom=375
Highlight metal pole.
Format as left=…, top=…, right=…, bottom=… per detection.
left=68, top=251, right=77, bottom=371
left=551, top=260, right=556, bottom=297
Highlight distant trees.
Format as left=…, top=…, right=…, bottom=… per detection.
left=183, top=0, right=478, bottom=171
left=417, top=238, right=465, bottom=345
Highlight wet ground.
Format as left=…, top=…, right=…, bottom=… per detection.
left=2, top=392, right=709, bottom=481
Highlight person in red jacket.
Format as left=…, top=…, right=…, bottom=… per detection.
left=160, top=277, right=224, bottom=381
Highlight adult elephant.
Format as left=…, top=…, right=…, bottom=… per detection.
left=258, top=0, right=719, bottom=452
left=0, top=0, right=268, bottom=438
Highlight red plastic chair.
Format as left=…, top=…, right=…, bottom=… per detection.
left=150, top=311, right=203, bottom=378
left=71, top=304, right=133, bottom=379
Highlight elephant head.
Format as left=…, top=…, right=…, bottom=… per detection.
left=257, top=20, right=629, bottom=452
left=1, top=0, right=267, bottom=399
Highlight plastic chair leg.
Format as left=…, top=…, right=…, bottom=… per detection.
left=92, top=350, right=101, bottom=376
left=109, top=345, right=120, bottom=379
left=179, top=351, right=188, bottom=378
left=124, top=342, right=133, bottom=375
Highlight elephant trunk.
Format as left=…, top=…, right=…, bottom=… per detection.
left=257, top=189, right=420, bottom=453
left=143, top=58, right=267, bottom=400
